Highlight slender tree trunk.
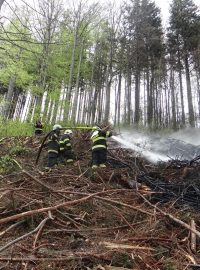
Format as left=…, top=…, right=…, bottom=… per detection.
left=134, top=70, right=140, bottom=126
left=117, top=71, right=122, bottom=126
left=147, top=74, right=154, bottom=129
left=19, top=93, right=26, bottom=120
left=184, top=51, right=195, bottom=127
left=8, top=87, right=20, bottom=119
left=170, top=66, right=176, bottom=130
left=0, top=0, right=5, bottom=11
left=123, top=78, right=127, bottom=124
left=104, top=62, right=112, bottom=124
left=71, top=38, right=84, bottom=124
left=3, top=77, right=15, bottom=119
left=64, top=28, right=78, bottom=121
left=91, top=86, right=99, bottom=125
left=126, top=69, right=131, bottom=126
left=177, top=48, right=185, bottom=126
left=196, top=71, right=200, bottom=118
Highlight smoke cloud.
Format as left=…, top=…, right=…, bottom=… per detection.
left=112, top=128, right=200, bottom=163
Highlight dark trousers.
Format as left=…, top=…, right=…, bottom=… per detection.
left=92, top=149, right=107, bottom=166
left=59, top=150, right=73, bottom=164
left=48, top=153, right=58, bottom=167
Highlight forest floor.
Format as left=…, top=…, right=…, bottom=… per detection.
left=1, top=132, right=200, bottom=269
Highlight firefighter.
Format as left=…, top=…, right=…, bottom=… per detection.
left=35, top=119, right=43, bottom=135
left=46, top=124, right=62, bottom=169
left=59, top=129, right=74, bottom=164
left=91, top=126, right=112, bottom=169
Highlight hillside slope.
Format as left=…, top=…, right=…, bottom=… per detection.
left=0, top=134, right=200, bottom=269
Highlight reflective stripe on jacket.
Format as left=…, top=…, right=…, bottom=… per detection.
left=47, top=132, right=59, bottom=154
left=91, top=130, right=112, bottom=151
left=59, top=134, right=72, bottom=151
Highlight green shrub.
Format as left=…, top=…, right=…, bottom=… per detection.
left=0, top=155, right=19, bottom=174
left=0, top=119, right=33, bottom=137
left=9, top=145, right=31, bottom=156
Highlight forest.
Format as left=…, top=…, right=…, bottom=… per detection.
left=0, top=0, right=199, bottom=134
left=2, top=1, right=200, bottom=269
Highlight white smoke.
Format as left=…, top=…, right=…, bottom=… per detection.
left=112, top=128, right=200, bottom=163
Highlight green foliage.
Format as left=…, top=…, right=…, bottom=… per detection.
left=0, top=155, right=19, bottom=174
left=0, top=119, right=33, bottom=137
left=0, top=19, right=39, bottom=88
left=9, top=144, right=30, bottom=156
left=169, top=0, right=200, bottom=51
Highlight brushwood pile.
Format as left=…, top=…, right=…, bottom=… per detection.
left=1, top=132, right=200, bottom=269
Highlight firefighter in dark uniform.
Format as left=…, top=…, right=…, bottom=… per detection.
left=46, top=124, right=61, bottom=168
left=59, top=129, right=74, bottom=164
left=91, top=126, right=112, bottom=169
left=35, top=119, right=43, bottom=135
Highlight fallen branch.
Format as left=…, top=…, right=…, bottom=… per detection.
left=95, top=195, right=154, bottom=216
left=100, top=241, right=155, bottom=251
left=44, top=222, right=144, bottom=234
left=0, top=221, right=24, bottom=237
left=0, top=193, right=97, bottom=225
left=137, top=191, right=200, bottom=238
left=33, top=214, right=51, bottom=249
left=0, top=217, right=49, bottom=253
left=191, top=219, right=196, bottom=253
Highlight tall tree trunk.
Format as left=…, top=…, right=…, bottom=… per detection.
left=91, top=86, right=99, bottom=125
left=134, top=70, right=140, bottom=126
left=3, top=77, right=15, bottom=119
left=64, top=28, right=78, bottom=121
left=71, top=38, right=84, bottom=124
left=8, top=87, right=20, bottom=119
left=184, top=51, right=195, bottom=127
left=0, top=0, right=5, bottom=11
left=170, top=66, right=177, bottom=130
left=117, top=72, right=122, bottom=126
left=196, top=71, right=200, bottom=118
left=126, top=69, right=131, bottom=125
left=177, top=48, right=185, bottom=126
left=147, top=73, right=154, bottom=129
left=19, top=93, right=26, bottom=120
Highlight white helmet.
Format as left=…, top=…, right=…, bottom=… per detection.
left=64, top=129, right=72, bottom=135
left=91, top=130, right=99, bottom=138
left=92, top=126, right=101, bottom=130
left=53, top=124, right=62, bottom=130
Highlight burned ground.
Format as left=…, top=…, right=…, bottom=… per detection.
left=0, top=133, right=200, bottom=269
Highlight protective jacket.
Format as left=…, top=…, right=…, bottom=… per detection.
left=59, top=134, right=72, bottom=151
left=91, top=130, right=112, bottom=168
left=47, top=132, right=59, bottom=157
left=91, top=130, right=112, bottom=151
left=59, top=134, right=74, bottom=163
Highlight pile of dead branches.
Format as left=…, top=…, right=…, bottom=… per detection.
left=0, top=134, right=200, bottom=269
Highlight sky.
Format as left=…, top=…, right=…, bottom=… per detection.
left=8, top=0, right=200, bottom=29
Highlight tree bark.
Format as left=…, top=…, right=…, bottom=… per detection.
left=134, top=70, right=140, bottom=126
left=0, top=0, right=5, bottom=11
left=170, top=66, right=177, bottom=130
left=177, top=46, right=185, bottom=126
left=184, top=51, right=195, bottom=127
left=3, top=77, right=15, bottom=119
left=71, top=38, right=84, bottom=124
